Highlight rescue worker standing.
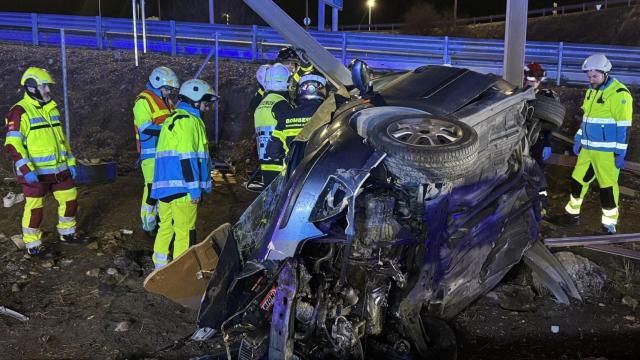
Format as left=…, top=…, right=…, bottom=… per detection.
left=254, top=63, right=293, bottom=185
left=561, top=54, right=633, bottom=234
left=248, top=64, right=270, bottom=114
left=265, top=73, right=327, bottom=183
left=3, top=67, right=81, bottom=255
left=276, top=47, right=315, bottom=84
left=150, top=79, right=217, bottom=269
left=133, top=67, right=179, bottom=236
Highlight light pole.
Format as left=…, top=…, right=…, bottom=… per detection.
left=367, top=0, right=375, bottom=31
left=223, top=13, right=230, bottom=25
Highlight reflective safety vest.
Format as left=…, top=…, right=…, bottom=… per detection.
left=151, top=108, right=212, bottom=201
left=576, top=77, right=633, bottom=155
left=133, top=89, right=173, bottom=161
left=254, top=92, right=288, bottom=161
left=4, top=93, right=75, bottom=176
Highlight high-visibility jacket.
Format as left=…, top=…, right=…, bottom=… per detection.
left=253, top=92, right=292, bottom=162
left=4, top=93, right=75, bottom=180
left=150, top=103, right=212, bottom=201
left=266, top=99, right=322, bottom=163
left=133, top=85, right=173, bottom=160
left=576, top=77, right=633, bottom=156
left=292, top=63, right=315, bottom=84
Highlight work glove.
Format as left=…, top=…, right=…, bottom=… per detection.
left=542, top=146, right=552, bottom=161
left=572, top=142, right=581, bottom=156
left=24, top=172, right=39, bottom=184
left=69, top=166, right=77, bottom=179
left=615, top=155, right=625, bottom=170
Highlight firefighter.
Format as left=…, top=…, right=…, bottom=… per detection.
left=133, top=66, right=179, bottom=236
left=525, top=62, right=554, bottom=167
left=276, top=47, right=315, bottom=84
left=264, top=73, right=327, bottom=184
left=3, top=67, right=82, bottom=256
left=149, top=79, right=217, bottom=269
left=254, top=63, right=294, bottom=185
left=248, top=64, right=270, bottom=114
left=560, top=54, right=633, bottom=234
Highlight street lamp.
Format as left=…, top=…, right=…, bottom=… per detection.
left=223, top=13, right=230, bottom=25
left=366, top=0, right=375, bottom=31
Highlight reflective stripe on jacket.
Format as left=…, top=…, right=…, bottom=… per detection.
left=576, top=77, right=633, bottom=155
left=3, top=93, right=75, bottom=177
left=151, top=105, right=212, bottom=201
left=133, top=86, right=173, bottom=160
left=266, top=99, right=322, bottom=162
left=253, top=92, right=292, bottom=161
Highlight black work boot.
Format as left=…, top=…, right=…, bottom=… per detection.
left=599, top=223, right=617, bottom=235
left=60, top=233, right=88, bottom=245
left=544, top=213, right=580, bottom=226
left=26, top=244, right=46, bottom=258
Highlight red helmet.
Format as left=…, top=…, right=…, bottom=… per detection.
left=524, top=63, right=546, bottom=81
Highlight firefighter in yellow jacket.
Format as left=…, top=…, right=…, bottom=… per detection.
left=133, top=67, right=179, bottom=236
left=559, top=54, right=633, bottom=234
left=3, top=67, right=82, bottom=256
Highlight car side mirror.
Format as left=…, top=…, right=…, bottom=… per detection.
left=350, top=59, right=373, bottom=95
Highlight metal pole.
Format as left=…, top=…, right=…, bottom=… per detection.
left=453, top=0, right=458, bottom=27
left=98, top=0, right=102, bottom=17
left=142, top=0, right=147, bottom=53
left=443, top=36, right=449, bottom=64
left=332, top=7, right=338, bottom=32
left=132, top=0, right=139, bottom=66
left=556, top=41, right=564, bottom=85
left=318, top=0, right=325, bottom=32
left=214, top=32, right=220, bottom=145
left=209, top=0, right=215, bottom=24
left=368, top=6, right=372, bottom=31
left=502, top=0, right=528, bottom=85
left=60, top=29, right=71, bottom=144
left=194, top=47, right=216, bottom=79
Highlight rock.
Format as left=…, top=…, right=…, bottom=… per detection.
left=534, top=251, right=606, bottom=298
left=486, top=284, right=536, bottom=312
left=86, top=268, right=100, bottom=277
left=86, top=242, right=99, bottom=250
left=41, top=260, right=54, bottom=269
left=624, top=315, right=636, bottom=322
left=11, top=234, right=25, bottom=250
left=106, top=268, right=119, bottom=276
left=11, top=283, right=20, bottom=293
left=6, top=262, right=19, bottom=272
left=622, top=295, right=639, bottom=310
left=59, top=259, right=73, bottom=267
left=114, top=321, right=130, bottom=332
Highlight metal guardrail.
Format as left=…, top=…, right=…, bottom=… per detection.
left=346, top=0, right=639, bottom=30
left=1, top=12, right=640, bottom=86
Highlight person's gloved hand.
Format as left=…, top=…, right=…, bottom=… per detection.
left=24, top=172, right=39, bottom=184
left=542, top=146, right=552, bottom=161
left=615, top=155, right=625, bottom=169
left=572, top=142, right=581, bottom=156
left=69, top=166, right=77, bottom=179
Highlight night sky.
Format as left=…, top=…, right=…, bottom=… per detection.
left=0, top=0, right=596, bottom=25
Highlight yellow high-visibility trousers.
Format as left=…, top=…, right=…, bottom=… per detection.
left=152, top=195, right=197, bottom=269
left=140, top=158, right=158, bottom=231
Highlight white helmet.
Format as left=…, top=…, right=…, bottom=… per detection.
left=582, top=53, right=612, bottom=73
left=149, top=66, right=180, bottom=89
left=256, top=64, right=270, bottom=89
left=179, top=79, right=218, bottom=103
left=264, top=63, right=291, bottom=92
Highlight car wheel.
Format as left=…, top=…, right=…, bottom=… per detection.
left=532, top=93, right=565, bottom=130
left=367, top=115, right=479, bottom=182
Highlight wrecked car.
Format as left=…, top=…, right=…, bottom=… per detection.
left=164, top=62, right=579, bottom=360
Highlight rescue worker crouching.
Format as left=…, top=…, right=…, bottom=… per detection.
left=150, top=79, right=217, bottom=269
left=254, top=63, right=294, bottom=185
left=3, top=67, right=83, bottom=256
left=553, top=54, right=633, bottom=235
left=264, top=73, right=327, bottom=185
left=133, top=66, right=179, bottom=236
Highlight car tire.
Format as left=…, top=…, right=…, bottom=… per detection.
left=532, top=93, right=565, bottom=130
left=367, top=115, right=479, bottom=182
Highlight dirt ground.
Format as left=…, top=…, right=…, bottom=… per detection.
left=1, top=44, right=640, bottom=359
